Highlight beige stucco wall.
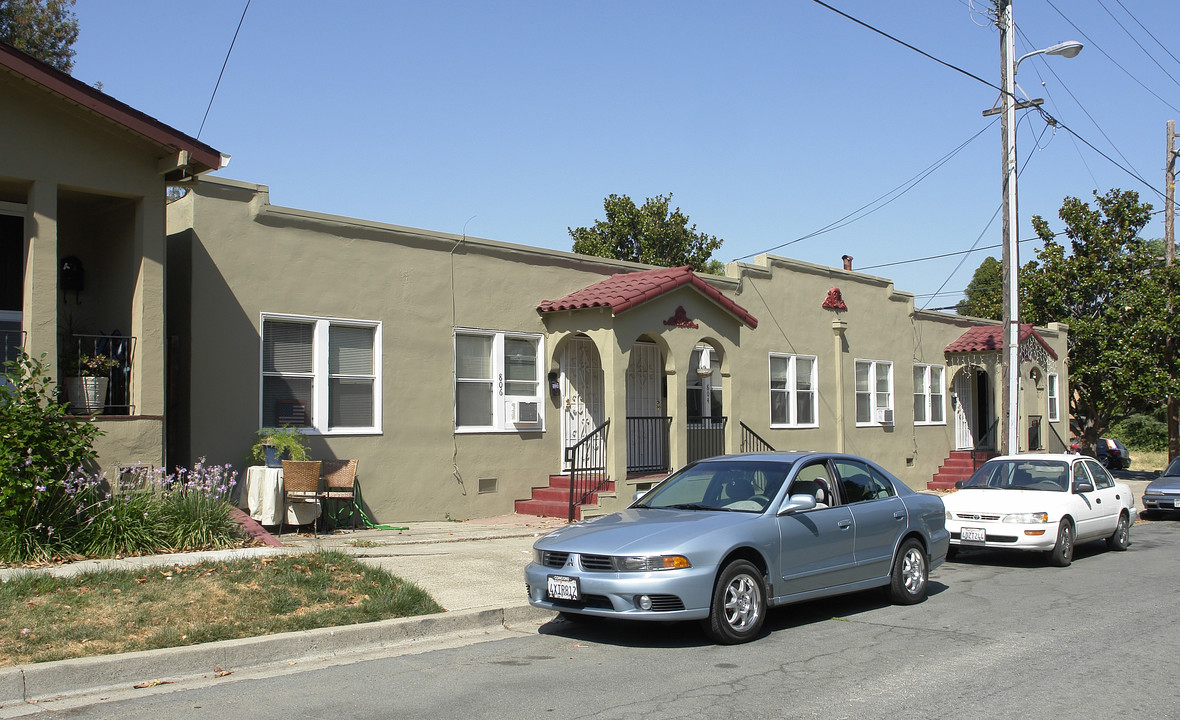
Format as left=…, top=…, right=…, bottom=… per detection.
left=1, top=69, right=171, bottom=478
left=171, top=176, right=1069, bottom=521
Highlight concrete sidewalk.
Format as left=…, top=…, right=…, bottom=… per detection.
left=0, top=514, right=567, bottom=710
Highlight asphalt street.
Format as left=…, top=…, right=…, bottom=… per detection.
left=15, top=516, right=1180, bottom=719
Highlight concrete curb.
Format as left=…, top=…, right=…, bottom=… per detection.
left=0, top=604, right=556, bottom=706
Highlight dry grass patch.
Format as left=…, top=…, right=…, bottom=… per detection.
left=0, top=551, right=442, bottom=666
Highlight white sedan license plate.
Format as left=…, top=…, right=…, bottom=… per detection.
left=961, top=527, right=986, bottom=543
left=547, top=574, right=580, bottom=601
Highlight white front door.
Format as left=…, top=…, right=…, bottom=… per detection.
left=953, top=369, right=975, bottom=450
left=625, top=342, right=664, bottom=471
left=560, top=336, right=605, bottom=471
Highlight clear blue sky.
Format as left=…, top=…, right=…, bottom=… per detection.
left=72, top=1, right=1179, bottom=310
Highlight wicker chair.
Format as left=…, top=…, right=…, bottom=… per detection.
left=280, top=460, right=322, bottom=538
left=321, top=459, right=360, bottom=529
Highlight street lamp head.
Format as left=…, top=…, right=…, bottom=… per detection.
left=1044, top=40, right=1083, bottom=58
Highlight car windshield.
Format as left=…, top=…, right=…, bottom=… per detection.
left=1166, top=457, right=1180, bottom=477
left=962, top=459, right=1070, bottom=491
left=634, top=460, right=792, bottom=513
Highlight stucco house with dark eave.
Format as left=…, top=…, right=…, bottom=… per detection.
left=0, top=41, right=226, bottom=475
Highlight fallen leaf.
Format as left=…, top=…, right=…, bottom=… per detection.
left=133, top=680, right=173, bottom=689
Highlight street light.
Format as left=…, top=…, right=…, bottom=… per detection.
left=990, top=0, right=1082, bottom=455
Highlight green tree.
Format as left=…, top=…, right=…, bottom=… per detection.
left=569, top=193, right=725, bottom=274
left=1022, top=189, right=1178, bottom=448
left=0, top=0, right=79, bottom=73
left=956, top=255, right=1003, bottom=318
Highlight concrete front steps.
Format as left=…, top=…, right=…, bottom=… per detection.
left=928, top=450, right=997, bottom=490
left=514, top=474, right=615, bottom=521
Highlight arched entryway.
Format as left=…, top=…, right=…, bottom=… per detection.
left=559, top=335, right=605, bottom=471
left=952, top=365, right=993, bottom=451
left=625, top=340, right=668, bottom=473
left=687, top=343, right=726, bottom=462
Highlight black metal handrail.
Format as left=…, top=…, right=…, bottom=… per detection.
left=739, top=421, right=775, bottom=453
left=971, top=419, right=999, bottom=469
left=626, top=416, right=671, bottom=474
left=565, top=420, right=610, bottom=523
left=687, top=416, right=727, bottom=464
left=1046, top=420, right=1070, bottom=454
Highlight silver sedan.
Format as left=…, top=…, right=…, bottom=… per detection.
left=524, top=452, right=949, bottom=644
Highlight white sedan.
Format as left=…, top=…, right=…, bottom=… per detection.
left=942, top=453, right=1136, bottom=566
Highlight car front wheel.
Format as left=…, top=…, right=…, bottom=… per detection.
left=1106, top=512, right=1130, bottom=551
left=1047, top=519, right=1074, bottom=567
left=703, top=560, right=766, bottom=644
left=887, top=538, right=928, bottom=604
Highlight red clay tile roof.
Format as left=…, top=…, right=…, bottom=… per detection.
left=538, top=265, right=758, bottom=328
left=945, top=323, right=1057, bottom=360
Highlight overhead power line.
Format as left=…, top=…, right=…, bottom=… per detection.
left=198, top=0, right=252, bottom=140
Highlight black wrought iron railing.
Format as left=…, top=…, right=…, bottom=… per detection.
left=565, top=420, right=610, bottom=523
left=1046, top=420, right=1070, bottom=454
left=64, top=333, right=136, bottom=415
left=971, top=419, right=999, bottom=469
left=626, top=416, right=671, bottom=474
left=739, top=421, right=775, bottom=453
left=687, top=416, right=727, bottom=464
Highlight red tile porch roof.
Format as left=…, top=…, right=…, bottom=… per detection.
left=538, top=265, right=758, bottom=328
left=945, top=323, right=1057, bottom=360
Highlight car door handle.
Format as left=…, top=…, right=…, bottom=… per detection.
left=838, top=520, right=851, bottom=530
left=894, top=511, right=905, bottom=520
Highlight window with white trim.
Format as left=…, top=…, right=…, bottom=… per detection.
left=454, top=329, right=544, bottom=432
left=912, top=364, right=946, bottom=425
left=770, top=353, right=818, bottom=427
left=855, top=359, right=893, bottom=425
left=1048, top=372, right=1060, bottom=422
left=261, top=314, right=381, bottom=433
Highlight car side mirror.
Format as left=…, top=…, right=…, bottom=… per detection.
left=777, top=494, right=817, bottom=516
left=954, top=480, right=966, bottom=490
left=632, top=490, right=648, bottom=503
left=1074, top=481, right=1094, bottom=494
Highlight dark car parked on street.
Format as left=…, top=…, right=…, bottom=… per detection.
left=1142, top=456, right=1180, bottom=517
left=1096, top=437, right=1131, bottom=470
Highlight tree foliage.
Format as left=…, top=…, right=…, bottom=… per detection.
left=0, top=0, right=79, bottom=73
left=1022, top=189, right=1178, bottom=446
left=569, top=193, right=724, bottom=274
left=955, top=255, right=1003, bottom=318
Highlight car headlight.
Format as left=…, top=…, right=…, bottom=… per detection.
left=945, top=509, right=953, bottom=520
left=1003, top=512, right=1049, bottom=524
left=619, top=555, right=692, bottom=572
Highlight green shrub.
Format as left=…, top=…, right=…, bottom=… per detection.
left=0, top=351, right=101, bottom=525
left=1108, top=413, right=1167, bottom=452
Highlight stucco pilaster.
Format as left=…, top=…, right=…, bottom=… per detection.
left=600, top=336, right=628, bottom=486
left=132, top=195, right=165, bottom=416
left=832, top=319, right=848, bottom=452
left=24, top=180, right=57, bottom=370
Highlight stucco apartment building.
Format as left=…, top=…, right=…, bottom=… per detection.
left=3, top=41, right=1070, bottom=523
left=165, top=176, right=1070, bottom=522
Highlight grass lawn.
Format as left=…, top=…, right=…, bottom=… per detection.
left=1130, top=449, right=1167, bottom=474
left=0, top=551, right=442, bottom=666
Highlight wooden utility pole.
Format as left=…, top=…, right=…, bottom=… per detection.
left=1167, top=120, right=1177, bottom=460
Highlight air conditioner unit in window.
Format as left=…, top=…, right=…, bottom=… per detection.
left=506, top=400, right=540, bottom=424
left=875, top=408, right=894, bottom=425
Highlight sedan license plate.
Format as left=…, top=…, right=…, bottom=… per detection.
left=961, top=527, right=986, bottom=543
left=547, top=574, right=580, bottom=601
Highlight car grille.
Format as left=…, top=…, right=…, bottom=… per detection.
left=538, top=551, right=569, bottom=568
left=580, top=554, right=616, bottom=571
left=951, top=512, right=1002, bottom=521
left=548, top=594, right=613, bottom=610
left=647, top=594, right=686, bottom=612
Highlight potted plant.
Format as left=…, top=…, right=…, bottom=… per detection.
left=249, top=426, right=310, bottom=468
left=65, top=353, right=119, bottom=415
